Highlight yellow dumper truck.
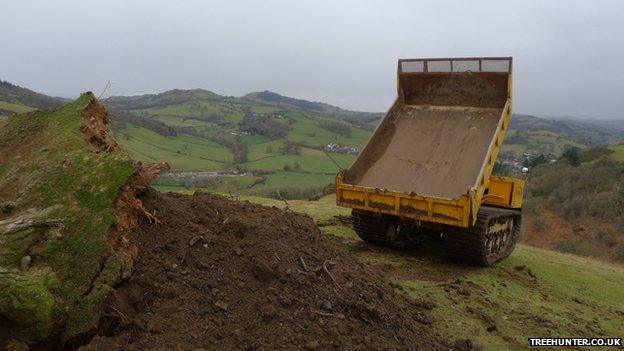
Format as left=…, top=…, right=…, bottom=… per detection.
left=336, top=57, right=523, bottom=266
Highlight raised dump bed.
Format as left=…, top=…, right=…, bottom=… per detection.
left=346, top=104, right=503, bottom=200
left=336, top=57, right=524, bottom=266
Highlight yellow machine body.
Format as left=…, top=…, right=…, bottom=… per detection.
left=335, top=57, right=523, bottom=228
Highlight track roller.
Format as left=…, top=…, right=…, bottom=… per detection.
left=443, top=206, right=521, bottom=266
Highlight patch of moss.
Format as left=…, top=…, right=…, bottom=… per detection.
left=0, top=267, right=60, bottom=338
left=0, top=93, right=135, bottom=341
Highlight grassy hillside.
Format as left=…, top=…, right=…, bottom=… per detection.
left=522, top=145, right=624, bottom=263
left=155, top=191, right=624, bottom=350
left=608, top=143, right=624, bottom=161
left=0, top=80, right=66, bottom=111
left=107, top=89, right=373, bottom=198
left=0, top=100, right=35, bottom=116
left=511, top=114, right=624, bottom=147
left=244, top=90, right=381, bottom=125
left=0, top=94, right=137, bottom=342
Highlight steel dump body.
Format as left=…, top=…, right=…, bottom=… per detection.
left=347, top=105, right=503, bottom=199
left=336, top=57, right=521, bottom=228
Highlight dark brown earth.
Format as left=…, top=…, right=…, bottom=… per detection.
left=81, top=189, right=452, bottom=351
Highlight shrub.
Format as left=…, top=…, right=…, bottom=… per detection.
left=556, top=239, right=581, bottom=255
left=561, top=196, right=585, bottom=220
left=524, top=154, right=549, bottom=168
left=240, top=113, right=290, bottom=139
left=280, top=140, right=301, bottom=155
left=616, top=215, right=624, bottom=233
left=617, top=245, right=624, bottom=263
left=532, top=217, right=546, bottom=232
left=561, top=146, right=581, bottom=167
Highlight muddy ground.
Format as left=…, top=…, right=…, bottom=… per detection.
left=82, top=189, right=452, bottom=350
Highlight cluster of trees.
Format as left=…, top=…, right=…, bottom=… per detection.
left=111, top=110, right=177, bottom=137
left=317, top=120, right=351, bottom=137
left=560, top=146, right=581, bottom=166
left=279, top=140, right=301, bottom=155
left=240, top=113, right=291, bottom=139
left=210, top=134, right=248, bottom=163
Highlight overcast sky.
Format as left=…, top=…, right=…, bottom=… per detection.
left=1, top=0, right=623, bottom=119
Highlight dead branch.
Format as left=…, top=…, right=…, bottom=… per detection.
left=314, top=310, right=334, bottom=317
left=323, top=259, right=340, bottom=289
left=107, top=304, right=128, bottom=322
left=142, top=209, right=162, bottom=227
left=276, top=190, right=291, bottom=211
left=299, top=256, right=309, bottom=271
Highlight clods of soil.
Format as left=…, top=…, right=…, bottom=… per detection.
left=82, top=189, right=450, bottom=350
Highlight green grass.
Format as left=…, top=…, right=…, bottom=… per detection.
left=239, top=150, right=354, bottom=173
left=153, top=115, right=214, bottom=127
left=262, top=171, right=331, bottom=188
left=286, top=112, right=371, bottom=148
left=155, top=171, right=333, bottom=199
left=503, top=130, right=588, bottom=156
left=0, top=100, right=35, bottom=114
left=135, top=100, right=245, bottom=123
left=608, top=144, right=624, bottom=161
left=114, top=124, right=233, bottom=171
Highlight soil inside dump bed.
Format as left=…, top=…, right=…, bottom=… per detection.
left=82, top=189, right=449, bottom=351
left=346, top=105, right=502, bottom=199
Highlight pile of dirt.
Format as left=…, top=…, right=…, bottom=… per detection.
left=82, top=189, right=451, bottom=350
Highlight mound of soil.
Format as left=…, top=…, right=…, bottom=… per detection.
left=82, top=189, right=449, bottom=350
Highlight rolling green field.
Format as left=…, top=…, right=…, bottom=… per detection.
left=609, top=144, right=624, bottom=161
left=114, top=125, right=232, bottom=171
left=109, top=89, right=368, bottom=197
left=0, top=100, right=35, bottom=115
left=502, top=129, right=588, bottom=156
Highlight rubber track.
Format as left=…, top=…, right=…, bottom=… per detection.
left=351, top=210, right=393, bottom=246
left=444, top=206, right=521, bottom=266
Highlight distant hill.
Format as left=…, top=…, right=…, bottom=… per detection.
left=106, top=88, right=375, bottom=198
left=511, top=114, right=624, bottom=146
left=244, top=90, right=381, bottom=125
left=498, top=114, right=624, bottom=170
left=0, top=80, right=67, bottom=114
left=583, top=118, right=624, bottom=133
left=105, top=88, right=221, bottom=111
